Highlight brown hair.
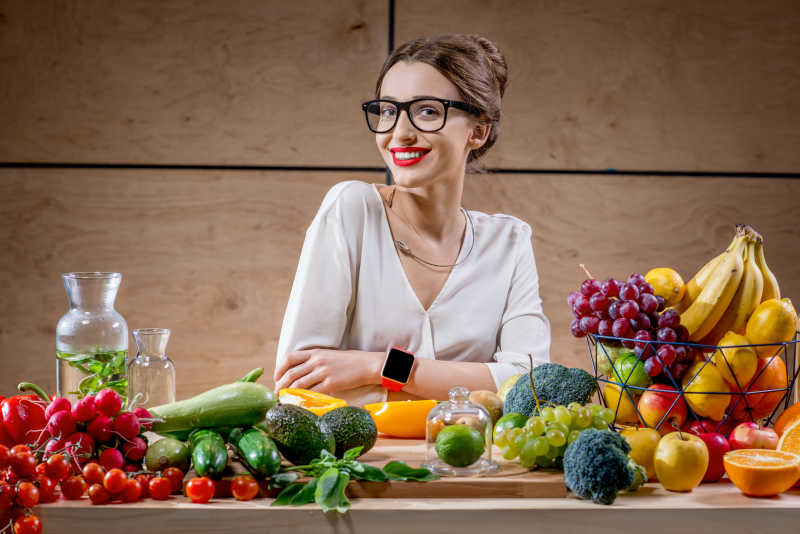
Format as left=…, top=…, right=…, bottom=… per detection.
left=375, top=34, right=508, bottom=166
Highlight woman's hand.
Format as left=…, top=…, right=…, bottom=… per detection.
left=273, top=349, right=384, bottom=393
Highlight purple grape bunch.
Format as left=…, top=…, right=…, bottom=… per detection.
left=568, top=273, right=697, bottom=381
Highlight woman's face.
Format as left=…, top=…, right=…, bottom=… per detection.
left=376, top=61, right=487, bottom=189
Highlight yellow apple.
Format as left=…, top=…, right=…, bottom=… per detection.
left=621, top=427, right=660, bottom=481
left=654, top=431, right=709, bottom=492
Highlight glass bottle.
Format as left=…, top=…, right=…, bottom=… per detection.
left=128, top=328, right=176, bottom=407
left=424, top=386, right=498, bottom=476
left=56, top=272, right=128, bottom=402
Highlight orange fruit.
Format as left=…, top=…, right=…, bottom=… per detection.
left=774, top=402, right=800, bottom=437
left=723, top=449, right=800, bottom=496
left=727, top=355, right=787, bottom=421
left=778, top=419, right=800, bottom=455
left=278, top=388, right=347, bottom=416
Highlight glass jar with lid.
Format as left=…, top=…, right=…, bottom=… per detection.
left=423, top=386, right=498, bottom=476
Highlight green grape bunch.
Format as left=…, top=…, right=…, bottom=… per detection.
left=494, top=403, right=615, bottom=469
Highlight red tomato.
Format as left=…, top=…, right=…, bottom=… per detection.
left=88, top=483, right=111, bottom=505
left=45, top=454, right=72, bottom=481
left=185, top=477, right=214, bottom=504
left=121, top=479, right=142, bottom=503
left=60, top=475, right=88, bottom=500
left=16, top=481, right=39, bottom=508
left=82, top=462, right=105, bottom=485
left=103, top=468, right=127, bottom=494
left=0, top=445, right=9, bottom=469
left=0, top=483, right=15, bottom=510
left=10, top=453, right=36, bottom=478
left=13, top=514, right=42, bottom=534
left=231, top=475, right=259, bottom=501
left=34, top=475, right=57, bottom=503
left=34, top=463, right=46, bottom=476
left=134, top=474, right=151, bottom=497
left=10, top=445, right=31, bottom=456
left=161, top=467, right=184, bottom=493
left=148, top=477, right=172, bottom=500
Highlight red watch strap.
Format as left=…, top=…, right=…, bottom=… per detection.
left=381, top=376, right=405, bottom=392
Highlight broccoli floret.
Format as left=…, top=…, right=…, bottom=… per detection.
left=563, top=429, right=644, bottom=505
left=503, top=363, right=598, bottom=417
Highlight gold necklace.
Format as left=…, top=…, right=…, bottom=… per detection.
left=385, top=186, right=475, bottom=269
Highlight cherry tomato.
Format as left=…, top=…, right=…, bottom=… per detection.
left=10, top=453, right=37, bottom=478
left=82, top=462, right=105, bottom=485
left=34, top=463, right=46, bottom=476
left=185, top=477, right=214, bottom=504
left=0, top=445, right=9, bottom=469
left=161, top=467, right=184, bottom=493
left=60, top=475, right=88, bottom=500
left=231, top=475, right=259, bottom=501
left=10, top=445, right=31, bottom=456
left=34, top=474, right=57, bottom=503
left=148, top=477, right=172, bottom=500
left=103, top=468, right=127, bottom=494
left=134, top=474, right=152, bottom=497
left=88, top=483, right=111, bottom=505
left=16, top=481, right=39, bottom=508
left=45, top=453, right=72, bottom=481
left=0, top=483, right=15, bottom=510
left=121, top=479, right=142, bottom=503
left=13, top=514, right=42, bottom=534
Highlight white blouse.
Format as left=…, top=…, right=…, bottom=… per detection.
left=276, top=180, right=551, bottom=406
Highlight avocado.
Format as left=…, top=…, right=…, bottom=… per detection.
left=145, top=437, right=191, bottom=472
left=261, top=404, right=335, bottom=465
left=320, top=406, right=378, bottom=458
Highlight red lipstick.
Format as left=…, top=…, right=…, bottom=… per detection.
left=390, top=147, right=431, bottom=167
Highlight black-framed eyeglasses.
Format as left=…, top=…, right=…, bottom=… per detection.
left=361, top=98, right=482, bottom=133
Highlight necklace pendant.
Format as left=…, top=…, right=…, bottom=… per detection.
left=396, top=240, right=411, bottom=254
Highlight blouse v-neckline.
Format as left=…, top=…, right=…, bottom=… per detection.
left=371, top=183, right=473, bottom=314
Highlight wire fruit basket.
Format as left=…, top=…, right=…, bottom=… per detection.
left=587, top=332, right=800, bottom=433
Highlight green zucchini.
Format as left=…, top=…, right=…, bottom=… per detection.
left=189, top=429, right=229, bottom=478
left=149, top=382, right=277, bottom=434
left=229, top=427, right=281, bottom=478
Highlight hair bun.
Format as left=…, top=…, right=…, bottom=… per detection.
left=470, top=35, right=508, bottom=97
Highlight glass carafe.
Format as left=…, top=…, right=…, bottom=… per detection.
left=128, top=328, right=176, bottom=407
left=424, top=387, right=498, bottom=476
left=56, top=272, right=128, bottom=402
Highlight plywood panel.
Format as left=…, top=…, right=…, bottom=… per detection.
left=395, top=0, right=800, bottom=172
left=0, top=0, right=387, bottom=167
left=1, top=171, right=798, bottom=400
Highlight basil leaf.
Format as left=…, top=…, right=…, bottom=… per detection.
left=58, top=353, right=94, bottom=363
left=314, top=467, right=341, bottom=512
left=289, top=478, right=318, bottom=506
left=353, top=464, right=388, bottom=482
left=268, top=472, right=298, bottom=490
left=272, top=483, right=305, bottom=506
left=334, top=471, right=351, bottom=513
left=319, top=449, right=336, bottom=462
left=383, top=461, right=439, bottom=482
left=347, top=461, right=365, bottom=474
left=343, top=446, right=364, bottom=461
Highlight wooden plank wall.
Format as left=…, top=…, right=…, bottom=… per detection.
left=1, top=1, right=798, bottom=399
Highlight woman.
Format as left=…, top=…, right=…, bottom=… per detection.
left=274, top=34, right=550, bottom=406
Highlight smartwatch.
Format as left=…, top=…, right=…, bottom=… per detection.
left=381, top=346, right=415, bottom=392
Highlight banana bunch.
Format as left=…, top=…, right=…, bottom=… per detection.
left=675, top=224, right=780, bottom=344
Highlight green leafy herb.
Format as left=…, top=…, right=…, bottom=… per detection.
left=271, top=446, right=437, bottom=513
left=57, top=349, right=128, bottom=401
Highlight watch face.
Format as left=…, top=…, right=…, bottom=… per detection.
left=382, top=348, right=415, bottom=383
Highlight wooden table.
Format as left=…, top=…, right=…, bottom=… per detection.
left=35, top=438, right=800, bottom=534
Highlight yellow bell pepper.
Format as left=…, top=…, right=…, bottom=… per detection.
left=364, top=400, right=438, bottom=438
left=277, top=388, right=347, bottom=416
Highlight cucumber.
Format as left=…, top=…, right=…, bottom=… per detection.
left=189, top=429, right=229, bottom=478
left=149, top=381, right=276, bottom=434
left=229, top=427, right=281, bottom=479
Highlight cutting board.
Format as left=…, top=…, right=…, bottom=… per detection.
left=348, top=438, right=566, bottom=498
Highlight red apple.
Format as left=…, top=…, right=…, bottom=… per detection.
left=697, top=432, right=731, bottom=482
left=638, top=384, right=688, bottom=435
left=682, top=419, right=715, bottom=436
left=728, top=422, right=779, bottom=450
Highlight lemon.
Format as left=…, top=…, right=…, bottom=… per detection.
left=645, top=267, right=685, bottom=307
left=603, top=383, right=640, bottom=424
left=682, top=361, right=730, bottom=420
left=435, top=424, right=485, bottom=467
left=746, top=298, right=797, bottom=358
left=712, top=331, right=758, bottom=387
left=497, top=374, right=523, bottom=402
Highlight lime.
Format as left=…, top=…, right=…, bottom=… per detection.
left=493, top=412, right=527, bottom=441
left=435, top=424, right=485, bottom=468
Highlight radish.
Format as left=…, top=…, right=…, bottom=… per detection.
left=87, top=415, right=113, bottom=443
left=63, top=432, right=95, bottom=470
left=122, top=437, right=147, bottom=461
left=47, top=410, right=77, bottom=440
left=98, top=447, right=124, bottom=471
left=123, top=463, right=139, bottom=473
left=133, top=407, right=153, bottom=430
left=95, top=389, right=122, bottom=417
left=72, top=395, right=97, bottom=422
left=112, top=412, right=140, bottom=441
left=45, top=397, right=72, bottom=421
left=43, top=437, right=65, bottom=458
